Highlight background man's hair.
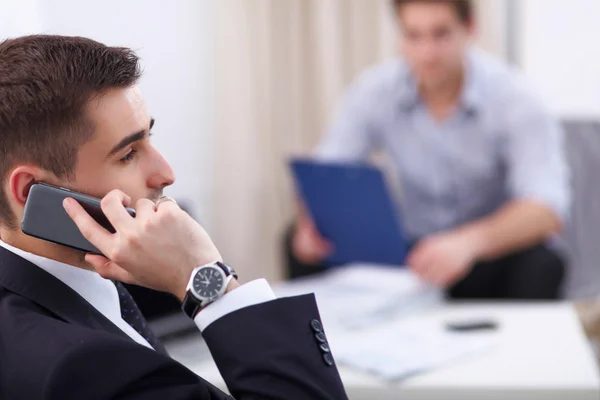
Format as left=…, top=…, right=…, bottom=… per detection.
left=0, top=35, right=142, bottom=229
left=392, top=0, right=474, bottom=24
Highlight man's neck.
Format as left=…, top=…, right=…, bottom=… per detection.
left=419, top=68, right=465, bottom=122
left=0, top=228, right=92, bottom=270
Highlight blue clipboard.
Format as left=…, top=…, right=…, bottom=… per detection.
left=290, top=159, right=407, bottom=266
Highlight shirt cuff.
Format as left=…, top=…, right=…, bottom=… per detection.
left=194, top=279, right=276, bottom=331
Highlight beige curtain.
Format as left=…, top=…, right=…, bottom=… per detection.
left=211, top=0, right=509, bottom=283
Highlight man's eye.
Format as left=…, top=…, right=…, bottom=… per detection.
left=434, top=28, right=451, bottom=40
left=120, top=149, right=138, bottom=163
left=405, top=32, right=421, bottom=42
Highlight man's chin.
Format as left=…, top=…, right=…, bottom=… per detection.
left=147, top=196, right=162, bottom=203
left=419, top=71, right=446, bottom=86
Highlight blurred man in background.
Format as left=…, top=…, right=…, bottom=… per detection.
left=285, top=0, right=570, bottom=300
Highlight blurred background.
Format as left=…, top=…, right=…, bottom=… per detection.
left=3, top=0, right=599, bottom=294
left=210, top=0, right=600, bottom=298
left=3, top=0, right=600, bottom=397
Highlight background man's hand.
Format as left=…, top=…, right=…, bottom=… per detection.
left=292, top=215, right=334, bottom=265
left=407, top=230, right=480, bottom=288
left=64, top=190, right=223, bottom=301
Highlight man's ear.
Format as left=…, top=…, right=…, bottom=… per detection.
left=465, top=18, right=477, bottom=38
left=8, top=166, right=54, bottom=209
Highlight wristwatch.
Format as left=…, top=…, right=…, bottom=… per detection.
left=181, top=261, right=238, bottom=319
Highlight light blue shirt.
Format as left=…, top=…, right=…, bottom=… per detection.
left=315, top=48, right=571, bottom=241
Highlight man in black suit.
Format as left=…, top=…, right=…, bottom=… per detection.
left=0, top=35, right=348, bottom=399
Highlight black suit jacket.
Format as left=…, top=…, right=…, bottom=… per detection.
left=0, top=246, right=348, bottom=399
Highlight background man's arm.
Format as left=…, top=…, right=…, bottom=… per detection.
left=455, top=200, right=562, bottom=262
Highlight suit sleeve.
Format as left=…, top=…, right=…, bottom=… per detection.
left=501, top=82, right=571, bottom=222
left=202, top=294, right=348, bottom=400
left=43, top=295, right=347, bottom=400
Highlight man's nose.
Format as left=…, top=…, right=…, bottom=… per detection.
left=147, top=150, right=176, bottom=189
left=419, top=41, right=438, bottom=64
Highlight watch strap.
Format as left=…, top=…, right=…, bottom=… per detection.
left=216, top=261, right=238, bottom=279
left=182, top=292, right=201, bottom=319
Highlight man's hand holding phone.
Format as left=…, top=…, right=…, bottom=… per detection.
left=63, top=190, right=235, bottom=301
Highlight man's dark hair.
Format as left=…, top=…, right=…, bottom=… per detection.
left=392, top=0, right=474, bottom=24
left=0, top=35, right=141, bottom=228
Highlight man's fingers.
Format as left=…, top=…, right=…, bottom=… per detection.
left=155, top=199, right=181, bottom=216
left=434, top=271, right=454, bottom=288
left=121, top=192, right=132, bottom=207
left=135, top=198, right=155, bottom=219
left=410, top=250, right=438, bottom=283
left=406, top=253, right=419, bottom=269
left=406, top=242, right=425, bottom=265
left=101, top=190, right=135, bottom=230
left=63, top=198, right=112, bottom=252
left=321, top=240, right=334, bottom=256
left=85, top=254, right=111, bottom=269
left=407, top=248, right=427, bottom=274
left=297, top=208, right=316, bottom=229
left=86, top=255, right=140, bottom=285
left=442, top=265, right=468, bottom=288
left=307, top=232, right=334, bottom=258
left=309, top=229, right=331, bottom=253
left=419, top=264, right=436, bottom=283
left=439, top=273, right=457, bottom=288
left=294, top=235, right=328, bottom=265
left=424, top=257, right=451, bottom=287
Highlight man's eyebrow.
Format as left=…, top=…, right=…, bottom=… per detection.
left=106, top=118, right=155, bottom=159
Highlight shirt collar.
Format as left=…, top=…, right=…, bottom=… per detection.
left=396, top=48, right=482, bottom=116
left=460, top=49, right=482, bottom=115
left=0, top=240, right=122, bottom=323
left=395, top=69, right=420, bottom=111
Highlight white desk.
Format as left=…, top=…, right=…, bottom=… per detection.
left=166, top=302, right=599, bottom=400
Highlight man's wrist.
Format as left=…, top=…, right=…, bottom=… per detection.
left=175, top=262, right=202, bottom=302
left=176, top=285, right=188, bottom=303
left=225, top=278, right=241, bottom=294
left=456, top=223, right=491, bottom=261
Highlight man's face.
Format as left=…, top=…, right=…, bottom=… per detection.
left=68, top=86, right=175, bottom=204
left=397, top=2, right=473, bottom=89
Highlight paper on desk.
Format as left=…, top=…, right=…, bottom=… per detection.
left=333, top=318, right=495, bottom=381
left=274, top=264, right=443, bottom=331
left=274, top=265, right=495, bottom=381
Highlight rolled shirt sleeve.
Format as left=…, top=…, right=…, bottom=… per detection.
left=502, top=87, right=571, bottom=222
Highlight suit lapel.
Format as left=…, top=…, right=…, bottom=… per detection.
left=0, top=245, right=133, bottom=341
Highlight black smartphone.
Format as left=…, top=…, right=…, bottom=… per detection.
left=445, top=319, right=498, bottom=332
left=21, top=183, right=136, bottom=255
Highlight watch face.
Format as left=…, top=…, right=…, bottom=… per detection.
left=193, top=266, right=225, bottom=299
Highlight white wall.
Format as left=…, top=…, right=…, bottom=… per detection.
left=0, top=0, right=42, bottom=36
left=1, top=0, right=214, bottom=226
left=519, top=0, right=600, bottom=119
left=474, top=0, right=510, bottom=60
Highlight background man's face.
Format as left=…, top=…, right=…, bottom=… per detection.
left=397, top=2, right=473, bottom=89
left=70, top=86, right=175, bottom=205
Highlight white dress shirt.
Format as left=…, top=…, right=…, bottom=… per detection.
left=0, top=240, right=276, bottom=350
